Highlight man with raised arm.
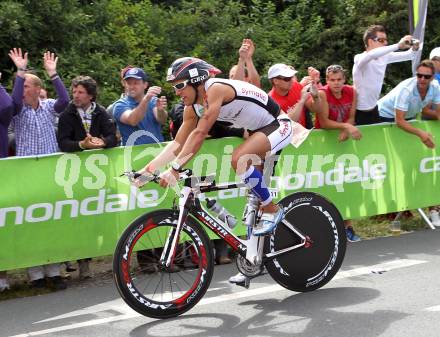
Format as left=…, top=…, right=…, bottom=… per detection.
left=353, top=25, right=420, bottom=125
left=9, top=48, right=69, bottom=290
left=229, top=39, right=261, bottom=88
left=113, top=67, right=168, bottom=146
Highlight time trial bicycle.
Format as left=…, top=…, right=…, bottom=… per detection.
left=113, top=169, right=346, bottom=319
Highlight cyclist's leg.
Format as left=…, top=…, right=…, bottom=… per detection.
left=232, top=119, right=292, bottom=235
left=232, top=131, right=273, bottom=206
left=229, top=119, right=293, bottom=285
left=228, top=132, right=269, bottom=286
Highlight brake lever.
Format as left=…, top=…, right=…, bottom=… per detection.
left=120, top=168, right=192, bottom=186
left=120, top=170, right=160, bottom=185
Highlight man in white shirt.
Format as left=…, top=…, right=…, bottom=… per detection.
left=353, top=25, right=420, bottom=125
left=378, top=60, right=440, bottom=148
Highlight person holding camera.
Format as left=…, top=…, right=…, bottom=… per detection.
left=353, top=25, right=420, bottom=125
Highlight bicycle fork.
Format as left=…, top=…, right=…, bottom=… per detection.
left=160, top=186, right=192, bottom=268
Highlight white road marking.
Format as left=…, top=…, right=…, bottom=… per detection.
left=197, top=259, right=427, bottom=306
left=36, top=287, right=227, bottom=323
left=425, top=305, right=440, bottom=312
left=35, top=299, right=133, bottom=323
left=10, top=314, right=139, bottom=337
left=9, top=259, right=427, bottom=337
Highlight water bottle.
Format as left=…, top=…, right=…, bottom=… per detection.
left=206, top=198, right=237, bottom=229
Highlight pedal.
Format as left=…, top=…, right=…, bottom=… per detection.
left=243, top=277, right=250, bottom=289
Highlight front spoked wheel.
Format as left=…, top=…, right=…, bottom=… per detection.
left=113, top=210, right=214, bottom=319
left=264, top=192, right=346, bottom=292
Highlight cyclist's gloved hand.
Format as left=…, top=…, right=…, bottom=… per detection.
left=159, top=168, right=179, bottom=188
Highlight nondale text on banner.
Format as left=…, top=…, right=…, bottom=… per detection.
left=1, top=121, right=440, bottom=270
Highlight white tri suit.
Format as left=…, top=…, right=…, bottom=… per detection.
left=192, top=78, right=294, bottom=208
left=192, top=78, right=294, bottom=155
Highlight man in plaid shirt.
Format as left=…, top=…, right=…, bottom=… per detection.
left=10, top=48, right=69, bottom=156
left=9, top=48, right=69, bottom=290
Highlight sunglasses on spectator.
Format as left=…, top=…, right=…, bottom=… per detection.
left=416, top=73, right=433, bottom=80
left=172, top=80, right=190, bottom=90
left=431, top=57, right=440, bottom=62
left=373, top=37, right=388, bottom=43
left=326, top=65, right=344, bottom=74
left=275, top=76, right=293, bottom=82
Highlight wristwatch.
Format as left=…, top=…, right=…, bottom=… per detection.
left=171, top=161, right=182, bottom=172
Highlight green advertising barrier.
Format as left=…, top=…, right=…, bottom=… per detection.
left=1, top=121, right=440, bottom=270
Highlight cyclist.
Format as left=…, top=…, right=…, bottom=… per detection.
left=136, top=57, right=302, bottom=236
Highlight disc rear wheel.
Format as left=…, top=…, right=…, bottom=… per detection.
left=264, top=192, right=346, bottom=292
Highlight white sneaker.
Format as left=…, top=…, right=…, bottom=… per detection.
left=430, top=210, right=440, bottom=227
left=228, top=272, right=247, bottom=284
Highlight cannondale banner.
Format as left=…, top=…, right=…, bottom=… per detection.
left=1, top=121, right=440, bottom=270
left=409, top=0, right=428, bottom=75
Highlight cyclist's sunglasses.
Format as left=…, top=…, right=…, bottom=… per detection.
left=275, top=76, right=293, bottom=82
left=172, top=80, right=190, bottom=90
left=373, top=37, right=388, bottom=44
left=416, top=73, right=433, bottom=80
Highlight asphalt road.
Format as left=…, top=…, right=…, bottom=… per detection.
left=1, top=229, right=440, bottom=337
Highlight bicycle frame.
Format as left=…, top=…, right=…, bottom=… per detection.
left=159, top=176, right=309, bottom=269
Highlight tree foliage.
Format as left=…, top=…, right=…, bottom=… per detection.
left=0, top=0, right=439, bottom=105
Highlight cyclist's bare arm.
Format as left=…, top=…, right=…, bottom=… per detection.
left=173, top=84, right=233, bottom=167
left=145, top=105, right=198, bottom=172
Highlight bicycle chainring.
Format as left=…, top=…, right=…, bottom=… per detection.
left=236, top=255, right=263, bottom=278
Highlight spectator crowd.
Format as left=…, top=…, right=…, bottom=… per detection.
left=1, top=25, right=440, bottom=292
